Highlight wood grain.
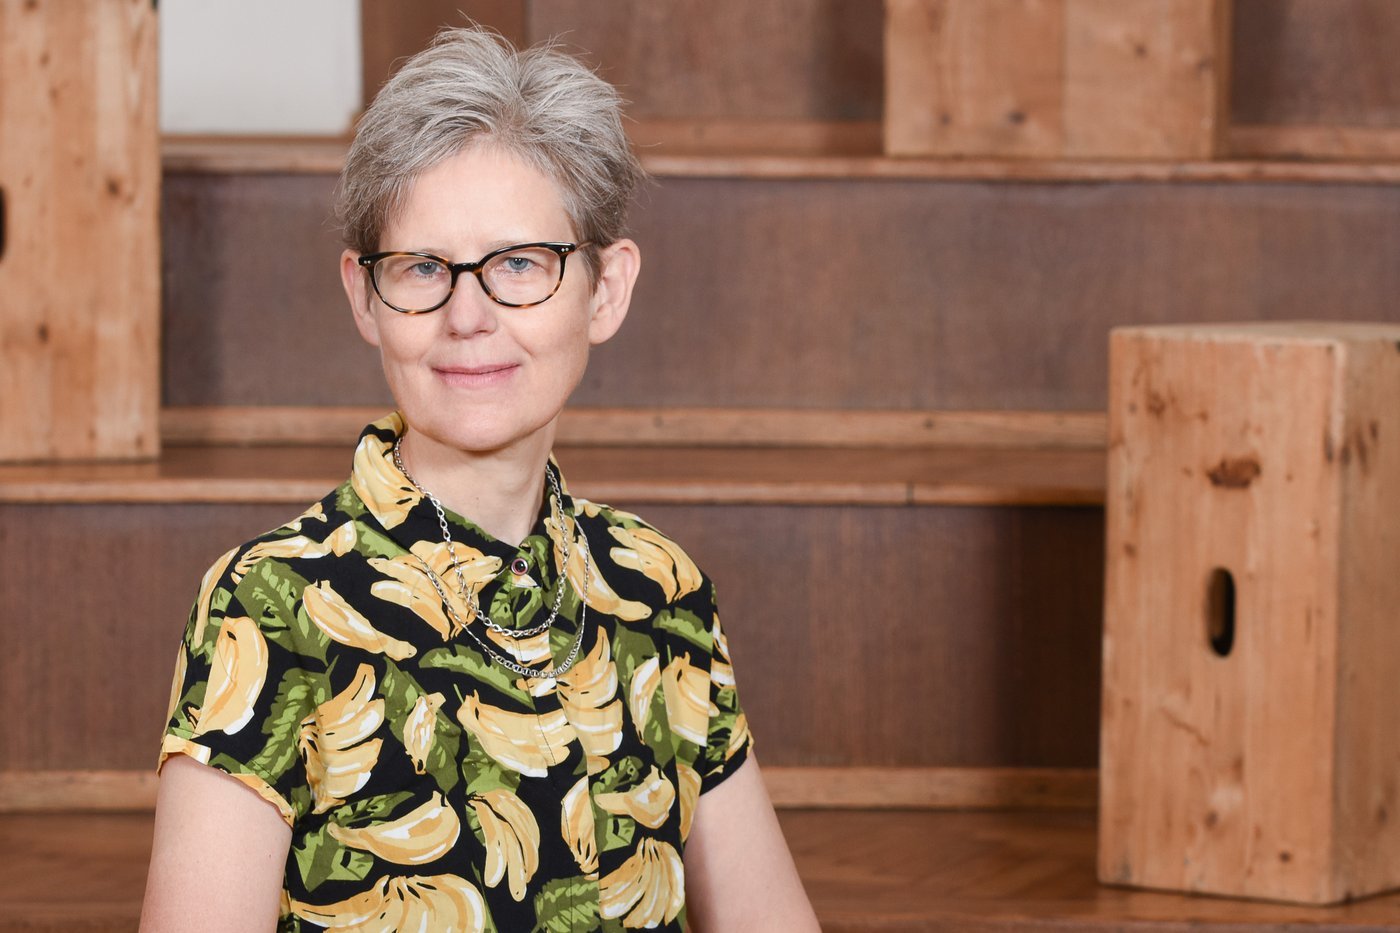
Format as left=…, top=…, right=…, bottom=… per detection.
left=1101, top=323, right=1400, bottom=904
left=885, top=0, right=1229, bottom=159
left=0, top=0, right=160, bottom=461
left=1062, top=0, right=1229, bottom=159
left=885, top=0, right=1066, bottom=158
left=0, top=766, right=1093, bottom=813
left=359, top=0, right=526, bottom=105
left=0, top=443, right=1107, bottom=506
left=1228, top=124, right=1400, bottom=161
left=0, top=501, right=1104, bottom=773
left=161, top=406, right=1108, bottom=449
left=8, top=809, right=1400, bottom=932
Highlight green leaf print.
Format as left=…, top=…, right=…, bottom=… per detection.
left=422, top=646, right=528, bottom=702
left=380, top=660, right=461, bottom=795
left=601, top=813, right=636, bottom=853
left=332, top=790, right=415, bottom=826
left=245, top=674, right=321, bottom=779
left=653, top=609, right=712, bottom=651
left=609, top=627, right=655, bottom=681
left=209, top=586, right=233, bottom=617
left=334, top=484, right=367, bottom=519
left=353, top=524, right=402, bottom=559
left=293, top=826, right=374, bottom=892
left=532, top=877, right=601, bottom=933
left=240, top=561, right=329, bottom=663
left=463, top=754, right=521, bottom=798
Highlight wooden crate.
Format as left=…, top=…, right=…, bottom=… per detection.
left=1101, top=323, right=1400, bottom=904
left=885, top=0, right=1231, bottom=159
left=0, top=0, right=160, bottom=461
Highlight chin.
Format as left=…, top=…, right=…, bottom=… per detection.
left=409, top=410, right=556, bottom=456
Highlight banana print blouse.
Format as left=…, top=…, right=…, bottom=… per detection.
left=160, top=413, right=752, bottom=932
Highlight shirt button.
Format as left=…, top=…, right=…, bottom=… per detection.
left=510, top=557, right=530, bottom=576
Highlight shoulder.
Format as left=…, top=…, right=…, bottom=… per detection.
left=575, top=497, right=712, bottom=605
left=189, top=488, right=361, bottom=630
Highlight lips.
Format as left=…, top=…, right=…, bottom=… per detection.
left=432, top=362, right=519, bottom=387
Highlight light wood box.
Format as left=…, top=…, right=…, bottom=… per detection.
left=0, top=0, right=160, bottom=461
left=885, top=0, right=1231, bottom=159
left=1100, top=323, right=1400, bottom=904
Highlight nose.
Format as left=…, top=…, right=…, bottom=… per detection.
left=439, top=273, right=499, bottom=338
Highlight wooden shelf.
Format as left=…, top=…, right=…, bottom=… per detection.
left=0, top=442, right=1105, bottom=507
left=161, top=134, right=1400, bottom=185
left=6, top=809, right=1399, bottom=932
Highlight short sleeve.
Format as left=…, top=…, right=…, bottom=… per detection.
left=159, top=547, right=315, bottom=826
left=696, top=589, right=753, bottom=794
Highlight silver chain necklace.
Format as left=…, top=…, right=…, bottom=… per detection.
left=392, top=437, right=589, bottom=679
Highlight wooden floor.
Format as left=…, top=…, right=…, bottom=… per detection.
left=5, top=809, right=1400, bottom=932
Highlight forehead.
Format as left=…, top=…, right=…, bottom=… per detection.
left=381, top=144, right=573, bottom=251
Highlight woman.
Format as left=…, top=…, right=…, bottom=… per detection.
left=141, top=27, right=818, bottom=933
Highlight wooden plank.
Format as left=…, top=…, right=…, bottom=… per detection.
left=1063, top=0, right=1230, bottom=159
left=0, top=0, right=159, bottom=461
left=884, top=0, right=1066, bottom=158
left=161, top=406, right=1108, bottom=449
left=0, top=771, right=156, bottom=813
left=160, top=135, right=1400, bottom=183
left=1232, top=0, right=1400, bottom=128
left=0, top=766, right=1092, bottom=813
left=1101, top=323, right=1400, bottom=904
left=0, top=501, right=1103, bottom=773
left=0, top=444, right=1107, bottom=506
left=885, top=0, right=1229, bottom=159
left=1229, top=124, right=1400, bottom=161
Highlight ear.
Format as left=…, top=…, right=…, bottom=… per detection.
left=586, top=238, right=640, bottom=346
left=340, top=249, right=381, bottom=348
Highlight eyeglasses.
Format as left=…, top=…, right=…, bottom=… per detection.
left=357, top=241, right=589, bottom=313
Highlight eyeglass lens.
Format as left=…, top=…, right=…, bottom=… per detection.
left=372, top=246, right=566, bottom=311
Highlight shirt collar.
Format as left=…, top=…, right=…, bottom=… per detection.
left=349, top=412, right=576, bottom=568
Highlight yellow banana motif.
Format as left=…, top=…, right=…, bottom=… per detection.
left=302, top=580, right=417, bottom=661
left=299, top=663, right=385, bottom=813
left=547, top=518, right=651, bottom=622
left=192, top=616, right=268, bottom=737
left=351, top=429, right=421, bottom=529
left=192, top=546, right=239, bottom=645
left=329, top=791, right=461, bottom=865
left=165, top=644, right=188, bottom=726
left=561, top=776, right=599, bottom=874
left=594, top=765, right=677, bottom=830
left=627, top=656, right=661, bottom=739
left=726, top=711, right=751, bottom=761
left=559, top=631, right=623, bottom=766
left=234, top=522, right=358, bottom=578
left=677, top=762, right=701, bottom=841
left=598, top=838, right=685, bottom=927
left=457, top=692, right=575, bottom=777
left=661, top=653, right=709, bottom=747
left=606, top=525, right=703, bottom=602
left=290, top=873, right=487, bottom=932
left=402, top=691, right=446, bottom=775
left=471, top=788, right=541, bottom=901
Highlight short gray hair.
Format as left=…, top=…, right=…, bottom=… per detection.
left=336, top=27, right=645, bottom=282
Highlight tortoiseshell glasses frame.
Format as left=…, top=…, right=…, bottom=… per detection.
left=357, top=241, right=591, bottom=314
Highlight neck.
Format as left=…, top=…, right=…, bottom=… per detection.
left=397, top=426, right=553, bottom=547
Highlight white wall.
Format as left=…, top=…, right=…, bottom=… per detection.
left=159, top=0, right=362, bottom=135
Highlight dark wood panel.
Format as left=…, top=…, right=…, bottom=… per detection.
left=161, top=173, right=1400, bottom=411
left=0, top=501, right=1102, bottom=772
left=1233, top=0, right=1400, bottom=127
left=525, top=0, right=882, bottom=122
left=635, top=504, right=1105, bottom=769
left=160, top=172, right=389, bottom=408
left=360, top=1, right=527, bottom=105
